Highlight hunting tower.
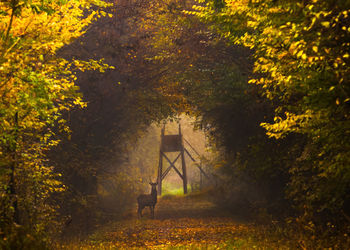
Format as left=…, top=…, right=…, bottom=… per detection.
left=157, top=124, right=187, bottom=195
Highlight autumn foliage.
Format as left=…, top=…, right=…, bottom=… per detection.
left=0, top=0, right=349, bottom=248
left=0, top=0, right=111, bottom=248
left=188, top=0, right=350, bottom=224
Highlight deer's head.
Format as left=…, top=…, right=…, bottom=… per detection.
left=149, top=182, right=158, bottom=194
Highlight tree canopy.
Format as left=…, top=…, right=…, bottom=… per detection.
left=187, top=0, right=350, bottom=220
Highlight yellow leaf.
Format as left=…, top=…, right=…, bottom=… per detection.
left=297, top=50, right=303, bottom=58
left=321, top=21, right=330, bottom=28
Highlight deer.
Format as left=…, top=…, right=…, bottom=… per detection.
left=137, top=182, right=158, bottom=219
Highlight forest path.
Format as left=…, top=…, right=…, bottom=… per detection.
left=78, top=193, right=266, bottom=249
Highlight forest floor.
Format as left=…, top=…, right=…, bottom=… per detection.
left=59, top=193, right=298, bottom=249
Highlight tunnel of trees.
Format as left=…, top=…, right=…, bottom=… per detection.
left=0, top=0, right=349, bottom=248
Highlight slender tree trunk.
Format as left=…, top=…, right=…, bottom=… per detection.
left=8, top=112, right=19, bottom=224
left=3, top=0, right=18, bottom=53
left=9, top=157, right=19, bottom=224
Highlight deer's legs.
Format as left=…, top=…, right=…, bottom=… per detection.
left=138, top=206, right=143, bottom=218
left=151, top=206, right=154, bottom=219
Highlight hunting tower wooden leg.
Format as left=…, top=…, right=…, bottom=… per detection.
left=179, top=125, right=187, bottom=194
left=157, top=151, right=163, bottom=196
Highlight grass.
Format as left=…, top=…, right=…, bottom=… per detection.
left=160, top=182, right=188, bottom=197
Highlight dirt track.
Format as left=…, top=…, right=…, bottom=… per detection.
left=84, top=194, right=252, bottom=249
